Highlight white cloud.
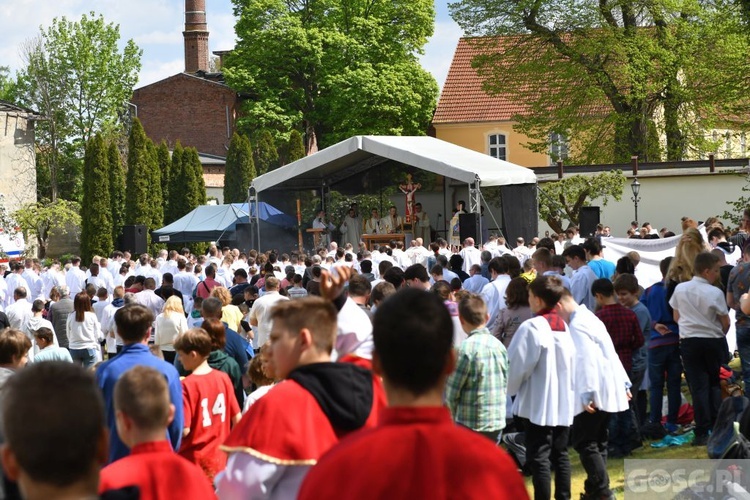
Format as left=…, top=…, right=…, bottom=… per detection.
left=137, top=58, right=184, bottom=88
left=1, top=0, right=458, bottom=93
left=135, top=29, right=183, bottom=46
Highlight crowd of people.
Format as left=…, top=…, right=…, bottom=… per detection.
left=0, top=208, right=748, bottom=499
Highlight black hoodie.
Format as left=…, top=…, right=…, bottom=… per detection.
left=288, top=362, right=373, bottom=431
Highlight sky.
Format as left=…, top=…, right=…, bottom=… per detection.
left=0, top=0, right=463, bottom=91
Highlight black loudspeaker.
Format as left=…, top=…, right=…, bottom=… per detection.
left=235, top=223, right=253, bottom=253
left=459, top=213, right=480, bottom=243
left=579, top=206, right=600, bottom=238
left=121, top=225, right=147, bottom=255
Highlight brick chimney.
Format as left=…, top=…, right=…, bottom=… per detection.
left=184, top=0, right=209, bottom=73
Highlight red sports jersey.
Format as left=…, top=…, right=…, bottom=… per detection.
left=179, top=369, right=240, bottom=481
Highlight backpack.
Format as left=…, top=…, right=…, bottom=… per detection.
left=707, top=395, right=750, bottom=459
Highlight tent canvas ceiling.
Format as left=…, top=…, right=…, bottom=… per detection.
left=250, top=135, right=537, bottom=193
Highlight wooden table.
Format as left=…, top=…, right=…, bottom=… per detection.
left=362, top=233, right=405, bottom=250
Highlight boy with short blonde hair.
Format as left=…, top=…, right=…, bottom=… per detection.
left=445, top=294, right=508, bottom=443
left=98, top=366, right=215, bottom=498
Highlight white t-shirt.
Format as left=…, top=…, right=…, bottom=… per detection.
left=669, top=276, right=728, bottom=339
left=248, top=292, right=289, bottom=348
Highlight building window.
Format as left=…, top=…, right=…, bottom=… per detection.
left=549, top=132, right=569, bottom=164
left=726, top=132, right=732, bottom=158
left=488, top=134, right=507, bottom=161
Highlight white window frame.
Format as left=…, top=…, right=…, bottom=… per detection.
left=487, top=133, right=507, bottom=161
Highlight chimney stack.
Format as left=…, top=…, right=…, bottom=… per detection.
left=184, top=0, right=209, bottom=73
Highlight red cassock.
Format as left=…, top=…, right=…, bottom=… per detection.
left=299, top=406, right=530, bottom=500
left=99, top=441, right=216, bottom=500
left=222, top=361, right=382, bottom=465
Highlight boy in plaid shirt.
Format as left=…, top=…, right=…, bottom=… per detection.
left=593, top=278, right=644, bottom=457
left=445, top=294, right=508, bottom=443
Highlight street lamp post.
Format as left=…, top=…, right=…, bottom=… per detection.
left=631, top=177, right=641, bottom=224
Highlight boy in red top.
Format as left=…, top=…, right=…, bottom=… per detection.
left=98, top=366, right=216, bottom=499
left=299, top=288, right=528, bottom=500
left=175, top=328, right=241, bottom=481
left=217, top=296, right=378, bottom=499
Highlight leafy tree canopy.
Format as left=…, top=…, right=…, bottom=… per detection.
left=16, top=11, right=141, bottom=201
left=226, top=0, right=439, bottom=152
left=449, top=0, right=750, bottom=163
left=538, top=170, right=626, bottom=233
left=14, top=199, right=81, bottom=259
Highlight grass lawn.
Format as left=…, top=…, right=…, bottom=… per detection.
left=523, top=438, right=708, bottom=498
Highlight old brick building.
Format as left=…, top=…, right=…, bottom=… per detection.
left=132, top=73, right=237, bottom=158
left=131, top=0, right=239, bottom=201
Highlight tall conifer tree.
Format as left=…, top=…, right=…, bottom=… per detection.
left=81, top=133, right=113, bottom=262
left=166, top=141, right=185, bottom=224
left=108, top=140, right=125, bottom=246
left=253, top=130, right=278, bottom=175
left=224, top=133, right=256, bottom=203
left=125, top=118, right=154, bottom=247
left=157, top=141, right=171, bottom=219
left=287, top=130, right=306, bottom=163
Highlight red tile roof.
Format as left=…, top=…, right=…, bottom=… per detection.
left=433, top=37, right=532, bottom=124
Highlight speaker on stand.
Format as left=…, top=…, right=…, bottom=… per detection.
left=458, top=213, right=480, bottom=243
left=579, top=206, right=600, bottom=238
left=120, top=225, right=147, bottom=255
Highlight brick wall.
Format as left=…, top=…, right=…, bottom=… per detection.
left=132, top=73, right=237, bottom=157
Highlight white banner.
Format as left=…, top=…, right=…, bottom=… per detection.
left=601, top=230, right=736, bottom=353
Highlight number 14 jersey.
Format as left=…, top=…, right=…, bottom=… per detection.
left=179, top=369, right=241, bottom=481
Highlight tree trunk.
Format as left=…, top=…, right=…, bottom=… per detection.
left=664, top=83, right=685, bottom=161
left=36, top=235, right=47, bottom=259
left=614, top=105, right=650, bottom=162
left=546, top=217, right=564, bottom=234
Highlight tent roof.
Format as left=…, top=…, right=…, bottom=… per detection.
left=251, top=135, right=537, bottom=193
left=152, top=202, right=295, bottom=243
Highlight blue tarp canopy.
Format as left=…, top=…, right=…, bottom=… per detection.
left=152, top=202, right=296, bottom=243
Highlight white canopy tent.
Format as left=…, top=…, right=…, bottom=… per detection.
left=248, top=135, right=538, bottom=250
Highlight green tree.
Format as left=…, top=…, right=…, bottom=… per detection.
left=125, top=119, right=156, bottom=246
left=81, top=134, right=113, bottom=262
left=157, top=141, right=171, bottom=218
left=14, top=199, right=81, bottom=259
left=108, top=139, right=126, bottom=245
left=252, top=130, right=278, bottom=175
left=169, top=146, right=205, bottom=222
left=16, top=12, right=141, bottom=201
left=0, top=66, right=19, bottom=103
left=147, top=141, right=164, bottom=253
left=537, top=171, right=626, bottom=233
left=224, top=133, right=256, bottom=203
left=226, top=0, right=438, bottom=152
left=187, top=147, right=207, bottom=207
left=286, top=129, right=306, bottom=165
left=166, top=142, right=185, bottom=224
left=450, top=0, right=750, bottom=163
